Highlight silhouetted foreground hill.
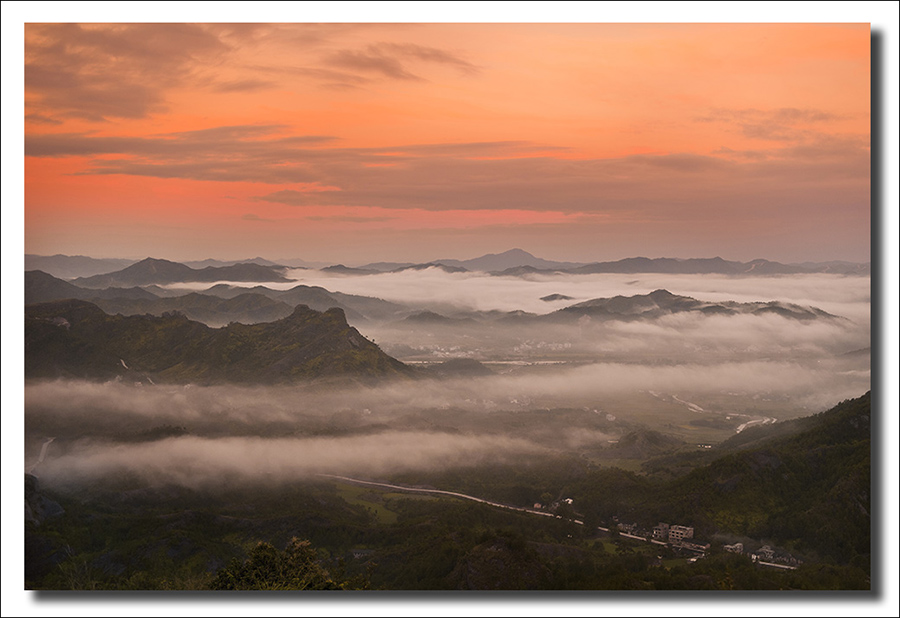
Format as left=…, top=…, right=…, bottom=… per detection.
left=25, top=300, right=412, bottom=384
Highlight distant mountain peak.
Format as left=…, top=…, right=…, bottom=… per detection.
left=494, top=248, right=535, bottom=257
left=135, top=257, right=178, bottom=265
left=435, top=249, right=585, bottom=272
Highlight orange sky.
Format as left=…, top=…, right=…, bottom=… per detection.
left=22, top=22, right=871, bottom=263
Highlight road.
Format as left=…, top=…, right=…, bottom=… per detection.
left=317, top=473, right=566, bottom=521
left=736, top=417, right=777, bottom=433
left=322, top=475, right=802, bottom=567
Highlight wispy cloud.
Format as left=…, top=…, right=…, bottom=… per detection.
left=304, top=214, right=397, bottom=223
left=322, top=42, right=479, bottom=82
left=211, top=78, right=277, bottom=93
left=25, top=23, right=229, bottom=121
left=325, top=48, right=423, bottom=81
left=25, top=113, right=63, bottom=126
left=25, top=122, right=868, bottom=223
left=373, top=42, right=479, bottom=74
left=697, top=107, right=850, bottom=143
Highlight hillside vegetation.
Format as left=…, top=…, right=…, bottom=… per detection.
left=26, top=300, right=413, bottom=384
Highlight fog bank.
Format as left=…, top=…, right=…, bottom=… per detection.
left=37, top=432, right=545, bottom=489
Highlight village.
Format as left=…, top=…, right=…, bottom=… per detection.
left=329, top=475, right=807, bottom=572
left=607, top=517, right=803, bottom=569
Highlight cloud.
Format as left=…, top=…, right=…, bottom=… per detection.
left=459, top=270, right=868, bottom=315
left=322, top=42, right=479, bottom=82
left=25, top=23, right=229, bottom=121
left=26, top=127, right=340, bottom=184
left=382, top=141, right=568, bottom=157
left=25, top=123, right=867, bottom=222
left=710, top=147, right=770, bottom=161
left=628, top=153, right=728, bottom=173
left=375, top=43, right=479, bottom=74
left=37, top=432, right=545, bottom=489
left=253, top=66, right=372, bottom=90
left=24, top=113, right=63, bottom=126
left=211, top=78, right=278, bottom=93
left=162, top=124, right=298, bottom=142
left=25, top=266, right=869, bottom=488
left=256, top=187, right=344, bottom=206
left=325, top=48, right=423, bottom=81
left=25, top=125, right=333, bottom=157
left=305, top=215, right=397, bottom=223
left=697, top=107, right=842, bottom=126
left=286, top=270, right=870, bottom=366
left=697, top=107, right=849, bottom=143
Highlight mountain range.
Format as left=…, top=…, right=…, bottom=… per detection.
left=73, top=258, right=292, bottom=288
left=431, top=248, right=587, bottom=272
left=24, top=254, right=137, bottom=279
left=26, top=250, right=870, bottom=280
left=372, top=251, right=869, bottom=276
left=24, top=254, right=329, bottom=279
left=564, top=256, right=870, bottom=276
left=27, top=268, right=843, bottom=335
left=385, top=289, right=841, bottom=327
left=25, top=271, right=409, bottom=327
left=553, top=289, right=839, bottom=322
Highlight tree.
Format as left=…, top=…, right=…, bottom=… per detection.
left=209, top=538, right=356, bottom=590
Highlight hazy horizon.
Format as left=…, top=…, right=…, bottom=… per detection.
left=22, top=248, right=874, bottom=268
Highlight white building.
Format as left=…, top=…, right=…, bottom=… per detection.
left=668, top=525, right=694, bottom=543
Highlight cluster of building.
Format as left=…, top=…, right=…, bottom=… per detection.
left=724, top=543, right=802, bottom=568
left=613, top=520, right=711, bottom=556
left=652, top=522, right=695, bottom=544
left=617, top=521, right=699, bottom=545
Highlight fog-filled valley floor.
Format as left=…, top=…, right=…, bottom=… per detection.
left=24, top=260, right=872, bottom=590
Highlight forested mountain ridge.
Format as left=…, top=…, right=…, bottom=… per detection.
left=658, top=393, right=870, bottom=565
left=25, top=299, right=413, bottom=384
left=555, top=289, right=839, bottom=321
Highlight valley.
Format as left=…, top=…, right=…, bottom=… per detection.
left=23, top=251, right=872, bottom=590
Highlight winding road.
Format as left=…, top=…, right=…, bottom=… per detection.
left=317, top=473, right=570, bottom=521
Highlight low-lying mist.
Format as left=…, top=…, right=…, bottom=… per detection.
left=164, top=269, right=869, bottom=365
left=35, top=432, right=546, bottom=490
left=292, top=269, right=870, bottom=318
left=25, top=352, right=868, bottom=442
left=26, top=345, right=869, bottom=489
left=165, top=270, right=870, bottom=320
left=26, top=269, right=869, bottom=491
left=369, top=310, right=869, bottom=364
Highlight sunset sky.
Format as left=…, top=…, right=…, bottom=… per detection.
left=18, top=16, right=875, bottom=264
